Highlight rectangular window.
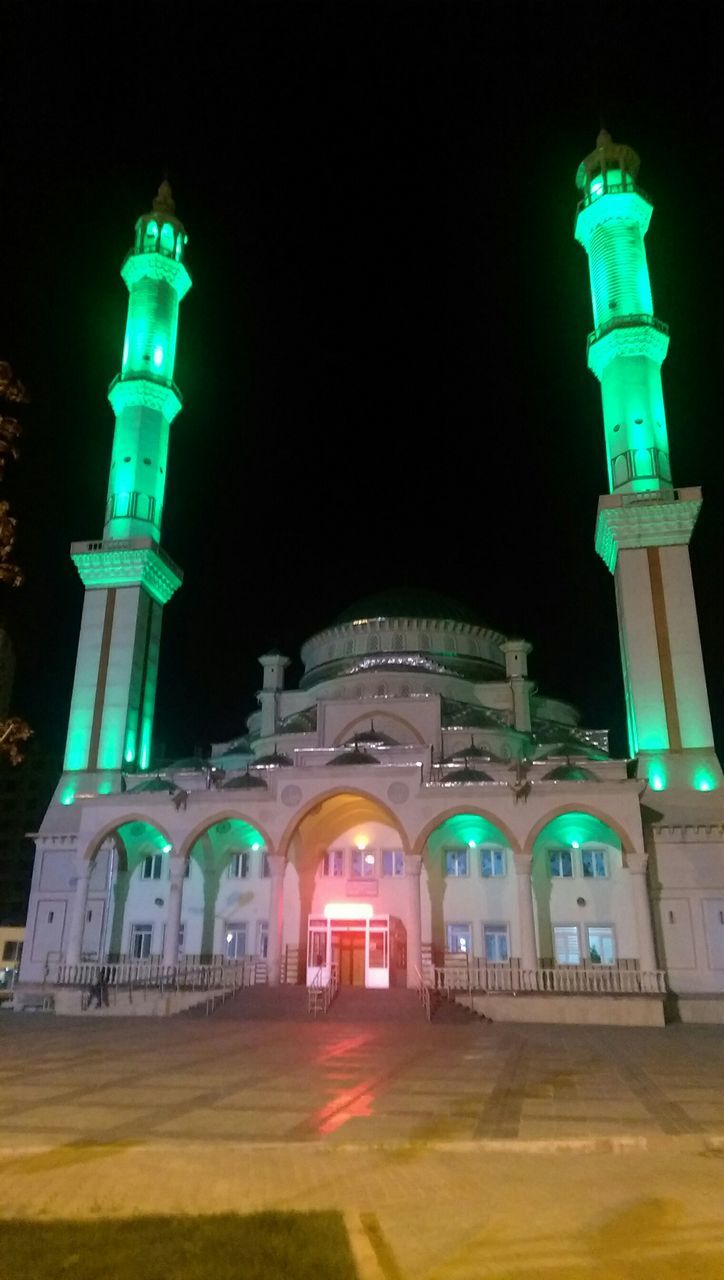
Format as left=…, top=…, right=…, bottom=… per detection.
left=481, top=848, right=506, bottom=878
left=553, top=925, right=581, bottom=965
left=225, top=924, right=247, bottom=959
left=483, top=925, right=509, bottom=962
left=447, top=924, right=472, bottom=955
left=257, top=921, right=268, bottom=958
left=323, top=850, right=344, bottom=877
left=228, top=852, right=250, bottom=879
left=587, top=926, right=616, bottom=965
left=549, top=849, right=573, bottom=878
left=581, top=849, right=607, bottom=878
left=261, top=853, right=270, bottom=879
left=130, top=924, right=153, bottom=960
left=177, top=923, right=185, bottom=957
left=2, top=941, right=19, bottom=961
left=142, top=853, right=163, bottom=880
left=351, top=849, right=376, bottom=878
left=445, top=849, right=469, bottom=877
left=382, top=849, right=405, bottom=877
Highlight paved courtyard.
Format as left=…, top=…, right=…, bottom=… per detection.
left=2, top=989, right=724, bottom=1277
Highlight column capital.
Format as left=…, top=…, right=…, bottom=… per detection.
left=266, top=853, right=286, bottom=879
left=405, top=854, right=423, bottom=877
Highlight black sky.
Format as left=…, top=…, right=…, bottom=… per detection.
left=1, top=1, right=721, bottom=762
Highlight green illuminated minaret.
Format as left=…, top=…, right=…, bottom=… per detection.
left=62, top=182, right=191, bottom=786
left=575, top=132, right=721, bottom=793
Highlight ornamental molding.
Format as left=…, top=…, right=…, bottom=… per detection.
left=108, top=375, right=182, bottom=422
left=587, top=322, right=669, bottom=380
left=595, top=488, right=702, bottom=572
left=71, top=542, right=183, bottom=605
left=121, top=252, right=192, bottom=299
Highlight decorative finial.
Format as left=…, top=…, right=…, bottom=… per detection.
left=596, top=128, right=612, bottom=149
left=153, top=179, right=175, bottom=216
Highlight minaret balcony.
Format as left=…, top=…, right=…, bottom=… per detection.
left=108, top=372, right=183, bottom=421
left=70, top=536, right=183, bottom=605
left=587, top=314, right=669, bottom=380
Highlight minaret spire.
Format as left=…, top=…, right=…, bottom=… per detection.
left=61, top=186, right=192, bottom=791
left=574, top=134, right=721, bottom=794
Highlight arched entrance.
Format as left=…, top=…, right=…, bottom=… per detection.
left=280, top=789, right=411, bottom=988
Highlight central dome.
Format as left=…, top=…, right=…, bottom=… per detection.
left=334, top=587, right=485, bottom=627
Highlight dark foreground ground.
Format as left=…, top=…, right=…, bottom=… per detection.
left=2, top=988, right=724, bottom=1277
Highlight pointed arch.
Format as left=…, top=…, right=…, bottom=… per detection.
left=523, top=804, right=637, bottom=857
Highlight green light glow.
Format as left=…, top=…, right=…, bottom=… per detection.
left=648, top=759, right=668, bottom=791
left=693, top=765, right=717, bottom=792
left=575, top=176, right=672, bottom=495
left=60, top=784, right=76, bottom=806
left=427, top=813, right=511, bottom=855
left=97, top=779, right=113, bottom=795
left=533, top=812, right=622, bottom=854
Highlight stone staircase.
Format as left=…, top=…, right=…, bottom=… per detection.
left=196, top=985, right=490, bottom=1024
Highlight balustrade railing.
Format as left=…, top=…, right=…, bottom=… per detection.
left=432, top=962, right=666, bottom=997
left=51, top=956, right=260, bottom=996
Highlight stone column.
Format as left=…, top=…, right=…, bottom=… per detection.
left=627, top=852, right=658, bottom=971
left=513, top=853, right=538, bottom=971
left=66, top=858, right=93, bottom=968
left=266, top=853, right=285, bottom=985
left=162, top=855, right=186, bottom=968
left=405, top=854, right=423, bottom=987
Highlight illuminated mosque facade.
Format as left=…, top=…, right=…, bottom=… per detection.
left=17, top=134, right=724, bottom=1024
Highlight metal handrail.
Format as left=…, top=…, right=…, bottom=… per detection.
left=414, top=965, right=432, bottom=1021
left=307, top=964, right=339, bottom=1016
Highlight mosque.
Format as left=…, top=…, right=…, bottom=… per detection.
left=17, top=132, right=724, bottom=1024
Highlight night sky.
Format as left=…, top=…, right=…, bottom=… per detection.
left=1, top=2, right=721, bottom=763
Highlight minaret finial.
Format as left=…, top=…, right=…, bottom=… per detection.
left=153, top=179, right=175, bottom=216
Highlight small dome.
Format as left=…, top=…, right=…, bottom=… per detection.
left=543, top=764, right=598, bottom=782
left=327, top=743, right=380, bottom=766
left=441, top=765, right=493, bottom=784
left=344, top=720, right=399, bottom=748
left=129, top=775, right=178, bottom=794
left=251, top=746, right=293, bottom=768
left=222, top=769, right=268, bottom=791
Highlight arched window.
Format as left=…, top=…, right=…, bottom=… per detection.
left=175, top=234, right=184, bottom=261
left=160, top=222, right=175, bottom=253
left=144, top=220, right=158, bottom=249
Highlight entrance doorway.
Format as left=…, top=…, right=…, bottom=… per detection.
left=306, top=908, right=399, bottom=989
left=333, top=931, right=366, bottom=985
